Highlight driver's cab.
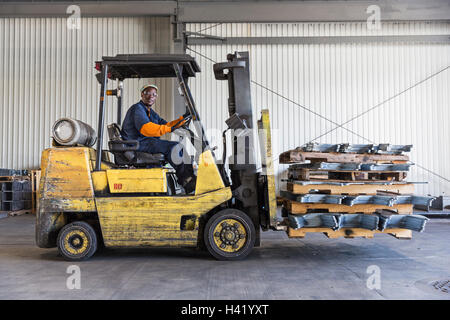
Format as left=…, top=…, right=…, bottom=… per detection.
left=94, top=54, right=225, bottom=196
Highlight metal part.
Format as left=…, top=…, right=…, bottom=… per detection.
left=285, top=180, right=414, bottom=186
left=415, top=195, right=450, bottom=211
left=394, top=195, right=435, bottom=206
left=280, top=191, right=345, bottom=204
left=337, top=214, right=379, bottom=231
left=342, top=195, right=396, bottom=207
left=378, top=214, right=429, bottom=232
left=297, top=143, right=413, bottom=155
left=338, top=144, right=375, bottom=154
left=52, top=118, right=97, bottom=147
left=290, top=162, right=361, bottom=171
left=359, top=164, right=412, bottom=171
left=282, top=190, right=434, bottom=209
left=288, top=213, right=340, bottom=230
left=300, top=143, right=340, bottom=153
left=375, top=144, right=413, bottom=154
left=290, top=162, right=412, bottom=171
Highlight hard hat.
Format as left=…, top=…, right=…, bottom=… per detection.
left=140, top=84, right=158, bottom=94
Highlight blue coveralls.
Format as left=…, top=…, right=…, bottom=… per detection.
left=121, top=101, right=191, bottom=184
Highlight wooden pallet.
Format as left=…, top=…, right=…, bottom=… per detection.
left=0, top=210, right=32, bottom=217
left=30, top=170, right=41, bottom=214
left=283, top=199, right=414, bottom=214
left=287, top=227, right=412, bottom=239
left=0, top=176, right=30, bottom=182
left=286, top=181, right=415, bottom=195
left=289, top=168, right=408, bottom=182
left=279, top=150, right=409, bottom=164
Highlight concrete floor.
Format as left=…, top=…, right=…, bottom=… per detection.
left=0, top=214, right=449, bottom=300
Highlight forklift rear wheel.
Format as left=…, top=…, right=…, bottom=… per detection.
left=57, top=221, right=98, bottom=261
left=204, top=209, right=256, bottom=261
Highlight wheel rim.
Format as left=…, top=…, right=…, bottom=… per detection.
left=212, top=218, right=248, bottom=253
left=63, top=230, right=89, bottom=256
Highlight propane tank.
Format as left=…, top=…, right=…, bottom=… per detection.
left=52, top=118, right=97, bottom=147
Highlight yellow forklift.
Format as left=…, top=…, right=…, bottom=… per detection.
left=36, top=52, right=278, bottom=261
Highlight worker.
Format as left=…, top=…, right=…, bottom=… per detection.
left=121, top=84, right=196, bottom=193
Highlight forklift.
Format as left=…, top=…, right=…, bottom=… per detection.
left=36, top=52, right=279, bottom=261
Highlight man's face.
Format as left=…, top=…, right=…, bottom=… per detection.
left=141, top=87, right=158, bottom=106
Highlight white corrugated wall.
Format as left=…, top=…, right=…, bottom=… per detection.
left=0, top=16, right=172, bottom=170
left=186, top=21, right=450, bottom=196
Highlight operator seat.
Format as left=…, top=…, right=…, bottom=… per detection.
left=107, top=123, right=165, bottom=167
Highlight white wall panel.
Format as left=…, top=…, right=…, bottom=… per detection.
left=187, top=22, right=450, bottom=196
left=0, top=16, right=172, bottom=170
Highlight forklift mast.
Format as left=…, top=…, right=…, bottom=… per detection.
left=214, top=52, right=274, bottom=235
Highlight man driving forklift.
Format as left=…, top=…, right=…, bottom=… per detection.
left=121, top=84, right=196, bottom=193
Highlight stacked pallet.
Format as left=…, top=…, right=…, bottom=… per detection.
left=279, top=143, right=433, bottom=239
left=0, top=171, right=32, bottom=217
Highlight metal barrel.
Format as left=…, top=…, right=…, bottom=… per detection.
left=52, top=118, right=97, bottom=147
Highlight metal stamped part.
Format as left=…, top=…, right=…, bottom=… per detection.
left=430, top=280, right=450, bottom=294
left=359, top=163, right=412, bottom=171
left=342, top=195, right=397, bottom=207
left=288, top=213, right=340, bottom=230
left=378, top=214, right=429, bottom=232
left=415, top=279, right=450, bottom=296
left=288, top=212, right=429, bottom=232
left=299, top=143, right=413, bottom=154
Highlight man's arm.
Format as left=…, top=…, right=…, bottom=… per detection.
left=134, top=106, right=172, bottom=137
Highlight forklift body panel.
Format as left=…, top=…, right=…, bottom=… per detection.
left=106, top=168, right=169, bottom=194
left=96, top=188, right=231, bottom=247
left=36, top=146, right=232, bottom=249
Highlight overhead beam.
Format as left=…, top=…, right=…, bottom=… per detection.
left=0, top=1, right=177, bottom=17
left=187, top=35, right=450, bottom=45
left=178, top=0, right=450, bottom=23
left=0, top=1, right=449, bottom=22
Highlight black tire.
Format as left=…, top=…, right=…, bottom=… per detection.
left=57, top=221, right=98, bottom=261
left=204, top=209, right=256, bottom=261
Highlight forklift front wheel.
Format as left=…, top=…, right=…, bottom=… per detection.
left=204, top=209, right=256, bottom=261
left=57, top=221, right=98, bottom=261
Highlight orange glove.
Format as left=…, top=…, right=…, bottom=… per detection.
left=166, top=116, right=186, bottom=129
left=139, top=122, right=172, bottom=137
